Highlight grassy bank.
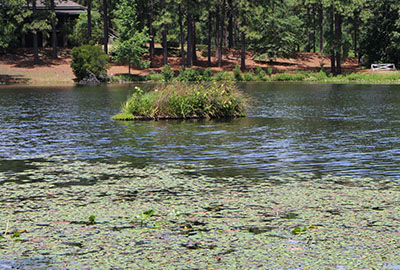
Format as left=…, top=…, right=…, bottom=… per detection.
left=111, top=66, right=400, bottom=84
left=112, top=83, right=247, bottom=120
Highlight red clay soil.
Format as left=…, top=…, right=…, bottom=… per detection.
left=0, top=48, right=363, bottom=85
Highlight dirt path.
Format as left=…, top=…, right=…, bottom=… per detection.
left=0, top=48, right=363, bottom=85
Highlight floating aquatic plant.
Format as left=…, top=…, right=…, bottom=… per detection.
left=1, top=159, right=400, bottom=269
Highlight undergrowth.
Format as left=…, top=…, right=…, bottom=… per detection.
left=112, top=83, right=247, bottom=120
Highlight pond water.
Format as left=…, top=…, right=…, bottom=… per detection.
left=2, top=83, right=400, bottom=269
left=1, top=83, right=399, bottom=181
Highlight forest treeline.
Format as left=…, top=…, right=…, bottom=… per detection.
left=1, top=0, right=400, bottom=74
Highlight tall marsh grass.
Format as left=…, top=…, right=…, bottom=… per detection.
left=112, top=83, right=247, bottom=120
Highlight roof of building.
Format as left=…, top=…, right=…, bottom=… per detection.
left=35, top=0, right=86, bottom=14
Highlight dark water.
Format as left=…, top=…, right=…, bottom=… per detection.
left=1, top=83, right=399, bottom=180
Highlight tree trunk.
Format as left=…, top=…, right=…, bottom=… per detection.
left=208, top=10, right=212, bottom=67
left=149, top=0, right=155, bottom=67
left=33, top=0, right=39, bottom=64
left=192, top=20, right=197, bottom=63
left=187, top=12, right=193, bottom=67
left=330, top=5, right=335, bottom=74
left=319, top=3, right=324, bottom=53
left=240, top=31, right=245, bottom=71
left=215, top=5, right=220, bottom=61
left=335, top=12, right=342, bottom=74
left=312, top=5, right=316, bottom=53
left=232, top=16, right=236, bottom=48
left=162, top=29, right=168, bottom=65
left=354, top=11, right=359, bottom=62
left=179, top=4, right=185, bottom=66
left=50, top=0, right=57, bottom=59
left=218, top=0, right=225, bottom=67
left=103, top=0, right=108, bottom=54
left=87, top=0, right=92, bottom=42
left=306, top=6, right=311, bottom=52
left=161, top=0, right=168, bottom=65
left=228, top=0, right=233, bottom=48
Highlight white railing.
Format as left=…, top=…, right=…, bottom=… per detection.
left=371, top=63, right=396, bottom=71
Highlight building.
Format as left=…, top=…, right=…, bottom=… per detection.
left=23, top=0, right=86, bottom=48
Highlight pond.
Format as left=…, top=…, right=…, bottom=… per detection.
left=1, top=83, right=399, bottom=180
left=1, top=83, right=400, bottom=269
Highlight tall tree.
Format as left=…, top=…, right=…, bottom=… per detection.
left=329, top=4, right=335, bottom=74
left=306, top=5, right=311, bottom=52
left=218, top=0, right=226, bottom=67
left=360, top=0, right=400, bottom=66
left=227, top=0, right=233, bottom=48
left=179, top=3, right=185, bottom=66
left=207, top=9, right=212, bottom=67
left=103, top=0, right=108, bottom=54
left=50, top=0, right=57, bottom=59
left=335, top=11, right=342, bottom=74
left=160, top=0, right=168, bottom=65
left=113, top=0, right=149, bottom=73
left=148, top=0, right=155, bottom=67
left=319, top=2, right=324, bottom=52
left=0, top=0, right=30, bottom=51
left=32, top=0, right=39, bottom=64
left=187, top=8, right=193, bottom=67
left=87, top=0, right=92, bottom=42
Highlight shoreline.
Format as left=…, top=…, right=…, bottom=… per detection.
left=2, top=50, right=400, bottom=86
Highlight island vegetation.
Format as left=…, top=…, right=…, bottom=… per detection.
left=112, top=83, right=247, bottom=120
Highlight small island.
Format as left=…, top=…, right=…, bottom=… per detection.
left=112, top=83, right=247, bottom=121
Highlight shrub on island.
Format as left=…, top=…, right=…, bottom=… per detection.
left=112, top=83, right=247, bottom=120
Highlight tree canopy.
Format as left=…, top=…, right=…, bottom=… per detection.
left=2, top=0, right=400, bottom=73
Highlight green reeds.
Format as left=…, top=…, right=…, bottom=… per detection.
left=112, top=83, right=247, bottom=120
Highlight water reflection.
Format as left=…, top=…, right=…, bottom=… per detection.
left=0, top=83, right=399, bottom=180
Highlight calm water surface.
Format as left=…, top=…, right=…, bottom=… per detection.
left=1, top=83, right=399, bottom=180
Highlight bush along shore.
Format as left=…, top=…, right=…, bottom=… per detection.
left=111, top=64, right=400, bottom=84
left=112, top=83, right=247, bottom=121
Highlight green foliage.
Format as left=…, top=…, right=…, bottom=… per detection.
left=291, top=226, right=307, bottom=235
left=266, top=67, right=273, bottom=77
left=0, top=0, right=30, bottom=51
left=112, top=34, right=149, bottom=70
left=360, top=1, right=400, bottom=65
left=70, top=44, right=109, bottom=81
left=255, top=67, right=267, bottom=81
left=134, top=210, right=156, bottom=226
left=246, top=2, right=302, bottom=58
left=111, top=74, right=147, bottom=83
left=272, top=73, right=306, bottom=81
left=147, top=71, right=164, bottom=82
left=161, top=64, right=174, bottom=82
left=112, top=83, right=247, bottom=120
left=202, top=68, right=213, bottom=81
left=305, top=70, right=330, bottom=81
left=88, top=215, right=96, bottom=225
left=11, top=231, right=21, bottom=238
left=243, top=72, right=256, bottom=81
left=233, top=64, right=243, bottom=81
left=176, top=67, right=199, bottom=81
left=175, top=68, right=213, bottom=82
left=212, top=71, right=234, bottom=81
left=120, top=86, right=158, bottom=117
left=70, top=12, right=103, bottom=46
left=112, top=0, right=149, bottom=70
left=343, top=72, right=400, bottom=82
